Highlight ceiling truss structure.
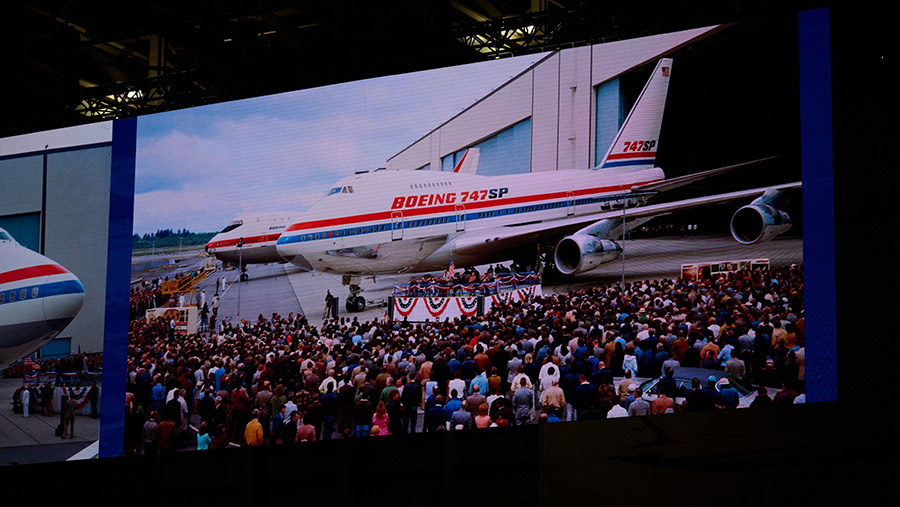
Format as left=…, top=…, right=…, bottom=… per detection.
left=3, top=1, right=811, bottom=137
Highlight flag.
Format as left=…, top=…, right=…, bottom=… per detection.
left=447, top=257, right=455, bottom=280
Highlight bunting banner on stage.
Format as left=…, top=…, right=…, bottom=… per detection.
left=390, top=286, right=540, bottom=322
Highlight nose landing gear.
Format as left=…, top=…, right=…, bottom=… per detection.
left=345, top=290, right=366, bottom=312
left=342, top=275, right=366, bottom=312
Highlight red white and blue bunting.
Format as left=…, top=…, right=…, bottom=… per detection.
left=391, top=286, right=542, bottom=322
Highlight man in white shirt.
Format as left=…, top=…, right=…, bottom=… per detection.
left=448, top=374, right=466, bottom=400
left=283, top=396, right=298, bottom=421
left=319, top=372, right=338, bottom=394
left=607, top=403, right=628, bottom=418
left=538, top=363, right=560, bottom=394
left=707, top=318, right=721, bottom=339
left=636, top=324, right=652, bottom=342
left=510, top=372, right=533, bottom=394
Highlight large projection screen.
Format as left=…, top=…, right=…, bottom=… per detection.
left=0, top=10, right=834, bottom=463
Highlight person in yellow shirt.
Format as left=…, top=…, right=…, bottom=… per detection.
left=244, top=409, right=263, bottom=446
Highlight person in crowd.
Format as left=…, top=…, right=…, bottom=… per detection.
left=197, top=422, right=212, bottom=450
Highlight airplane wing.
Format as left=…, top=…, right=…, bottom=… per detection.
left=447, top=181, right=801, bottom=258
left=632, top=156, right=780, bottom=193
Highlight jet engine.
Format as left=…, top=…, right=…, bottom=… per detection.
left=729, top=189, right=792, bottom=245
left=554, top=234, right=622, bottom=275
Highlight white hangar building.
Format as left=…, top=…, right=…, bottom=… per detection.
left=0, top=123, right=116, bottom=357
left=386, top=25, right=723, bottom=176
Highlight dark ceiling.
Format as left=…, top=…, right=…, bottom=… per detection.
left=2, top=1, right=827, bottom=138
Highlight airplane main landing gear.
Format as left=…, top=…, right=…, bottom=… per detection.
left=240, top=264, right=249, bottom=282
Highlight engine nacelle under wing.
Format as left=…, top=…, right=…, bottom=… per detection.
left=729, top=189, right=793, bottom=245
left=554, top=234, right=622, bottom=275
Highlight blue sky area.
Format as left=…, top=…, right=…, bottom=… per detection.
left=134, top=55, right=543, bottom=235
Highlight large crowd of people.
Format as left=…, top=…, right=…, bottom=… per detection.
left=124, top=263, right=805, bottom=454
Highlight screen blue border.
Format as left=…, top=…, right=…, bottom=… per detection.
left=799, top=8, right=836, bottom=402
left=99, top=117, right=136, bottom=458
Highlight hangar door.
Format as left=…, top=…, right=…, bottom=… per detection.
left=0, top=212, right=41, bottom=252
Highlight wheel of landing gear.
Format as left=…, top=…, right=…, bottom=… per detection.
left=346, top=296, right=366, bottom=312
left=240, top=273, right=249, bottom=282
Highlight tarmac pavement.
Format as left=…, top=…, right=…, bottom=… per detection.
left=0, top=378, right=99, bottom=465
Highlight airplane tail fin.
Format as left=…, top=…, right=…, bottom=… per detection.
left=597, top=58, right=672, bottom=170
left=452, top=147, right=480, bottom=174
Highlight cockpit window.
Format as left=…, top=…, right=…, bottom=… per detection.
left=219, top=221, right=242, bottom=233
left=326, top=186, right=354, bottom=197
left=0, top=231, right=9, bottom=241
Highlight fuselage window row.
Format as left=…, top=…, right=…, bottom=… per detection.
left=290, top=193, right=625, bottom=242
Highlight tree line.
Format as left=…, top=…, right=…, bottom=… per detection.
left=132, top=229, right=215, bottom=249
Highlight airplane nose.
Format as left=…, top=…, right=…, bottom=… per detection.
left=42, top=278, right=85, bottom=330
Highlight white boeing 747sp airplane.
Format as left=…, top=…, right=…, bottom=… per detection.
left=205, top=212, right=297, bottom=281
left=203, top=152, right=485, bottom=281
left=214, top=58, right=798, bottom=312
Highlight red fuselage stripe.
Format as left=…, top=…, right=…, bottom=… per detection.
left=284, top=179, right=662, bottom=233
left=605, top=151, right=657, bottom=160
left=207, top=234, right=281, bottom=250
left=0, top=264, right=68, bottom=285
